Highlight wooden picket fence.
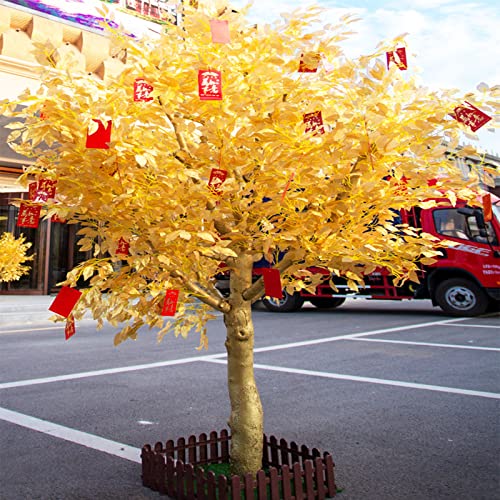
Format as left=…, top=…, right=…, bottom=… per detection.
left=141, top=429, right=336, bottom=499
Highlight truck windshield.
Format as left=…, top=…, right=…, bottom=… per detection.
left=434, top=207, right=498, bottom=245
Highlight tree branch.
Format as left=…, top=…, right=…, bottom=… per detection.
left=172, top=270, right=231, bottom=313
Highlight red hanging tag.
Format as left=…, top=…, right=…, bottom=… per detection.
left=38, top=179, right=57, bottom=199
left=210, top=19, right=230, bottom=43
left=303, top=111, right=325, bottom=135
left=298, top=52, right=321, bottom=73
left=28, top=182, right=39, bottom=201
left=198, top=70, right=222, bottom=100
left=386, top=47, right=407, bottom=70
left=51, top=214, right=66, bottom=223
left=65, top=315, right=76, bottom=340
left=49, top=286, right=82, bottom=318
left=161, top=289, right=179, bottom=316
left=262, top=269, right=283, bottom=299
left=453, top=102, right=492, bottom=132
left=116, top=237, right=130, bottom=256
left=281, top=171, right=296, bottom=202
left=86, top=119, right=112, bottom=149
left=17, top=203, right=41, bottom=228
left=133, top=78, right=154, bottom=102
left=483, top=193, right=493, bottom=223
left=208, top=168, right=228, bottom=195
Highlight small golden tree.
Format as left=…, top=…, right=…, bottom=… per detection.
left=2, top=2, right=497, bottom=475
left=0, top=232, right=32, bottom=283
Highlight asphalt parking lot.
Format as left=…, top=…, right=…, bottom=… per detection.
left=0, top=297, right=499, bottom=499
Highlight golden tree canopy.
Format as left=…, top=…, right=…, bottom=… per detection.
left=2, top=2, right=498, bottom=344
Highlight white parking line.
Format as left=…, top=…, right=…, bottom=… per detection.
left=0, top=317, right=467, bottom=390
left=0, top=406, right=141, bottom=463
left=204, top=359, right=500, bottom=400
left=350, top=338, right=500, bottom=351
left=441, top=323, right=500, bottom=329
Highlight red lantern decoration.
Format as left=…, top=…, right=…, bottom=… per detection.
left=133, top=78, right=154, bottom=102
left=303, top=111, right=325, bottom=135
left=65, top=315, right=76, bottom=340
left=208, top=168, right=228, bottom=195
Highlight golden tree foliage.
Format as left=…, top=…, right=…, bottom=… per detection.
left=2, top=3, right=498, bottom=342
left=0, top=232, right=32, bottom=282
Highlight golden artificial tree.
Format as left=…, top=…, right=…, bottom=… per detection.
left=2, top=1, right=498, bottom=475
left=0, top=232, right=32, bottom=283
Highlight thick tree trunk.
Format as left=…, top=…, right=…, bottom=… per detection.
left=224, top=253, right=264, bottom=477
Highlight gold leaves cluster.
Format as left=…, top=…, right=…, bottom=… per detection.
left=0, top=232, right=33, bottom=283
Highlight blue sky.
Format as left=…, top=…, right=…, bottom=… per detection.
left=231, top=0, right=500, bottom=154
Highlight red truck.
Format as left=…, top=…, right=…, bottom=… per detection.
left=253, top=196, right=500, bottom=316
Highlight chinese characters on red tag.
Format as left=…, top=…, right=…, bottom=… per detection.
left=161, top=290, right=180, bottom=316
left=134, top=78, right=154, bottom=102
left=86, top=119, right=112, bottom=149
left=386, top=47, right=407, bottom=70
left=65, top=315, right=76, bottom=340
left=17, top=204, right=41, bottom=228
left=198, top=70, right=222, bottom=100
left=303, top=111, right=325, bottom=135
left=208, top=168, right=228, bottom=195
left=453, top=102, right=492, bottom=132
left=116, top=237, right=130, bottom=256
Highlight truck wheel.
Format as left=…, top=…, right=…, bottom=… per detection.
left=309, top=297, right=346, bottom=309
left=435, top=278, right=489, bottom=316
left=261, top=291, right=304, bottom=312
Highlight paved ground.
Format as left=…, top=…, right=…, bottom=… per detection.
left=0, top=296, right=499, bottom=499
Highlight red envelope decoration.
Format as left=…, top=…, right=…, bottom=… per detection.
left=28, top=182, right=38, bottom=201
left=17, top=203, right=41, bottom=228
left=51, top=214, right=66, bottom=223
left=453, top=102, right=492, bottom=132
left=208, top=168, right=228, bottom=195
left=116, top=237, right=130, bottom=256
left=49, top=286, right=82, bottom=318
left=133, top=78, right=154, bottom=102
left=303, top=111, right=325, bottom=135
left=298, top=52, right=321, bottom=73
left=86, top=119, right=112, bottom=149
left=65, top=315, right=76, bottom=340
left=210, top=19, right=230, bottom=43
left=198, top=70, right=222, bottom=100
left=161, top=289, right=179, bottom=316
left=38, top=179, right=57, bottom=199
left=261, top=268, right=283, bottom=299
left=386, top=47, right=407, bottom=70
